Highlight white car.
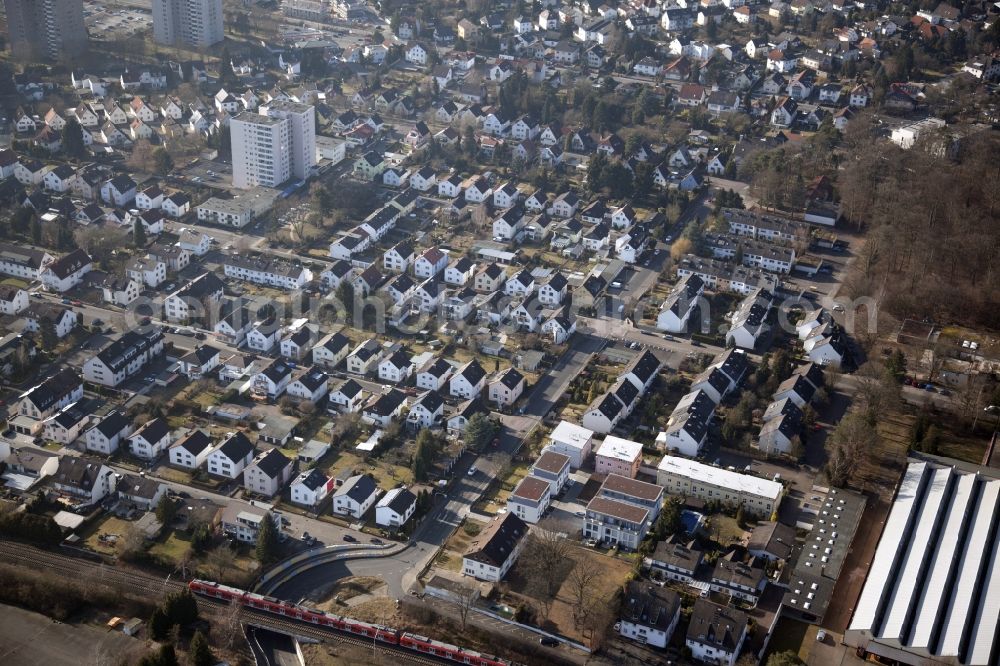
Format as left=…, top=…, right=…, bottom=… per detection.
left=467, top=466, right=477, bottom=476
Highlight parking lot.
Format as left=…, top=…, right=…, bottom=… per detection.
left=84, top=3, right=151, bottom=39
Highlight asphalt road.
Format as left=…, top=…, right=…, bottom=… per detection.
left=273, top=333, right=610, bottom=602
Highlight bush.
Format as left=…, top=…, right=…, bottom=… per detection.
left=462, top=522, right=481, bottom=537
left=0, top=511, right=63, bottom=545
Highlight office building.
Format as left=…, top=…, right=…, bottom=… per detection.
left=152, top=0, right=224, bottom=48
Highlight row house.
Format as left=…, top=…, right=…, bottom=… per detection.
left=82, top=328, right=165, bottom=387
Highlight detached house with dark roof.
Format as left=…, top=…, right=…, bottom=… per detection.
left=362, top=388, right=407, bottom=427
left=244, top=448, right=294, bottom=497
left=101, top=175, right=137, bottom=206
left=290, top=468, right=334, bottom=507
left=85, top=409, right=133, bottom=455
left=168, top=429, right=214, bottom=469
left=645, top=534, right=704, bottom=584
left=41, top=249, right=92, bottom=293
left=128, top=417, right=171, bottom=459
left=375, top=487, right=417, bottom=529
left=177, top=345, right=221, bottom=380
left=462, top=512, right=528, bottom=582
left=489, top=367, right=525, bottom=408
left=207, top=431, right=256, bottom=478
left=450, top=359, right=487, bottom=400
left=332, top=473, right=379, bottom=518
left=685, top=599, right=748, bottom=666
left=618, top=582, right=682, bottom=649
left=117, top=474, right=168, bottom=511
left=51, top=456, right=117, bottom=506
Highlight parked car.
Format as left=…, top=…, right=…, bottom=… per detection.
left=343, top=534, right=357, bottom=542
left=539, top=637, right=559, bottom=647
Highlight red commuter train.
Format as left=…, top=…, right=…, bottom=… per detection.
left=188, top=579, right=513, bottom=666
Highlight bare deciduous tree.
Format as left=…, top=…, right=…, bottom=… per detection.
left=826, top=413, right=879, bottom=487
left=520, top=529, right=572, bottom=618
left=206, top=543, right=236, bottom=581
left=221, top=598, right=244, bottom=650
left=566, top=563, right=599, bottom=628
left=451, top=585, right=479, bottom=631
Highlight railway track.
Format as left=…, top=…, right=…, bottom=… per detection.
left=0, top=540, right=446, bottom=665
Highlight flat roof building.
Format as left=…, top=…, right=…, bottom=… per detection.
left=845, top=457, right=1000, bottom=666
left=656, top=455, right=783, bottom=517
left=595, top=435, right=644, bottom=479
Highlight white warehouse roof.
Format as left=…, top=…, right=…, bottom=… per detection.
left=845, top=457, right=1000, bottom=666
left=657, top=455, right=783, bottom=500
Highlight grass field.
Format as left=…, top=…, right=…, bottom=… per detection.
left=80, top=515, right=134, bottom=556
left=432, top=518, right=483, bottom=574
left=505, top=547, right=632, bottom=643
left=149, top=529, right=192, bottom=563
left=322, top=450, right=414, bottom=489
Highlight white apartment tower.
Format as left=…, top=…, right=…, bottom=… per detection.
left=258, top=100, right=316, bottom=181
left=232, top=103, right=316, bottom=189
left=231, top=112, right=291, bottom=189
left=152, top=0, right=224, bottom=48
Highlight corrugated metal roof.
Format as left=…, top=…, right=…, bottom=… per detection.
left=849, top=462, right=927, bottom=633
left=908, top=471, right=977, bottom=647
left=967, top=485, right=1000, bottom=665
left=879, top=466, right=951, bottom=639
left=937, top=479, right=999, bottom=657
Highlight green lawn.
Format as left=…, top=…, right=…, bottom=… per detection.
left=0, top=277, right=29, bottom=289
left=323, top=450, right=413, bottom=489
left=149, top=529, right=192, bottom=564
left=80, top=515, right=134, bottom=555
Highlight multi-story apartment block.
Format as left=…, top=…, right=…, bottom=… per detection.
left=82, top=328, right=165, bottom=387
left=4, top=0, right=88, bottom=61
left=152, top=0, right=223, bottom=48
left=656, top=456, right=783, bottom=518
left=231, top=112, right=291, bottom=189
left=258, top=100, right=316, bottom=182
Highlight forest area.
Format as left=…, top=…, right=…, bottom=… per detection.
left=836, top=120, right=1000, bottom=330
left=742, top=111, right=1000, bottom=331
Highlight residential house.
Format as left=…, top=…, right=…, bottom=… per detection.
left=207, top=431, right=256, bottom=478
left=168, top=429, right=214, bottom=469
left=290, top=468, right=334, bottom=508
left=332, top=474, right=379, bottom=518
left=462, top=512, right=528, bottom=582
left=375, top=487, right=417, bottom=529
left=244, top=448, right=293, bottom=497
left=84, top=409, right=133, bottom=455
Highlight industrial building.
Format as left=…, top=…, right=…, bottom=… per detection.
left=845, top=457, right=1000, bottom=666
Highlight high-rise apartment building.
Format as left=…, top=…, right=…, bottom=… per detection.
left=231, top=113, right=291, bottom=189
left=151, top=0, right=224, bottom=49
left=258, top=100, right=316, bottom=181
left=231, top=103, right=316, bottom=189
left=4, top=0, right=88, bottom=61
